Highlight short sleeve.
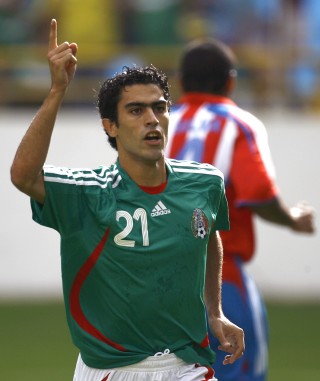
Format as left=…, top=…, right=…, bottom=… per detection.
left=209, top=174, right=230, bottom=232
left=31, top=168, right=83, bottom=235
left=231, top=119, right=278, bottom=206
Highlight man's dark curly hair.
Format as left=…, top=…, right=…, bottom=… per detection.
left=97, top=65, right=171, bottom=150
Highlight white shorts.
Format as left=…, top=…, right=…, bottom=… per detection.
left=73, top=352, right=217, bottom=381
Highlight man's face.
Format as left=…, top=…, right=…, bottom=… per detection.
left=110, top=83, right=169, bottom=166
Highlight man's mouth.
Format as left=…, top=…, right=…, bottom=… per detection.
left=144, top=131, right=161, bottom=141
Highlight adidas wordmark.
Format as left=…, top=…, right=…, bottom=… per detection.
left=151, top=201, right=171, bottom=217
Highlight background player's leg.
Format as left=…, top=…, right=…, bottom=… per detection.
left=208, top=269, right=268, bottom=381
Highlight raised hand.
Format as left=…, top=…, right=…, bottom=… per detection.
left=47, top=19, right=78, bottom=92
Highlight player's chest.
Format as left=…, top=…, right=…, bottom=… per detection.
left=108, top=191, right=213, bottom=248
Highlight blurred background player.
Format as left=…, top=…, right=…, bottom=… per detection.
left=166, top=38, right=315, bottom=381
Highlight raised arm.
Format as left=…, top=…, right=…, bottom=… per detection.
left=10, top=19, right=78, bottom=204
left=205, top=231, right=245, bottom=365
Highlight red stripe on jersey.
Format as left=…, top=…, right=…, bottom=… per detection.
left=199, top=333, right=210, bottom=348
left=169, top=104, right=199, bottom=158
left=70, top=228, right=127, bottom=352
left=101, top=374, right=111, bottom=381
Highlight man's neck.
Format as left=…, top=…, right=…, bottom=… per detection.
left=119, top=157, right=167, bottom=187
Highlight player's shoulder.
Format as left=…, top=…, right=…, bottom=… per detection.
left=229, top=104, right=266, bottom=131
left=43, top=162, right=122, bottom=190
left=166, top=158, right=224, bottom=184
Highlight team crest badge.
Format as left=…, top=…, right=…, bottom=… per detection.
left=191, top=208, right=209, bottom=239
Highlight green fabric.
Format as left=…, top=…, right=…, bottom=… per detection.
left=31, top=159, right=229, bottom=368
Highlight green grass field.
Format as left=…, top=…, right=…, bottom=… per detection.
left=0, top=300, right=319, bottom=380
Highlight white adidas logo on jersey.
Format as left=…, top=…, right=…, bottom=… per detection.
left=151, top=201, right=171, bottom=217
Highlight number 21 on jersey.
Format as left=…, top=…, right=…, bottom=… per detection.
left=114, top=208, right=149, bottom=247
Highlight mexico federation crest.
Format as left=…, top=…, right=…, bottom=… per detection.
left=191, top=208, right=209, bottom=239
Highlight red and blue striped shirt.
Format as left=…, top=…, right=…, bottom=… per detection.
left=167, top=93, right=278, bottom=267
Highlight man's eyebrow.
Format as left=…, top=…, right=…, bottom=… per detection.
left=124, top=100, right=168, bottom=109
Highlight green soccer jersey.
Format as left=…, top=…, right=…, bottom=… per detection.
left=31, top=158, right=229, bottom=369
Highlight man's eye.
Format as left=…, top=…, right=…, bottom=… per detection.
left=131, top=108, right=142, bottom=115
left=155, top=105, right=166, bottom=113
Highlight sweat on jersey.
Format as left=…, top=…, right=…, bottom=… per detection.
left=31, top=158, right=229, bottom=369
left=166, top=93, right=278, bottom=265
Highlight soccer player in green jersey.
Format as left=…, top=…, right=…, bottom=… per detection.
left=11, top=19, right=244, bottom=381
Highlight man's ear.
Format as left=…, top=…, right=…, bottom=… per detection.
left=225, top=76, right=236, bottom=95
left=102, top=118, right=118, bottom=137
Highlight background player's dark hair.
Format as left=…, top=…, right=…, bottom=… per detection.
left=180, top=38, right=237, bottom=95
left=97, top=65, right=171, bottom=150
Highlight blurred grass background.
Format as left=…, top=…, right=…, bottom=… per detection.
left=0, top=300, right=319, bottom=381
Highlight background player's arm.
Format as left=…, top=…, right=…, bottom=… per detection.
left=250, top=197, right=315, bottom=233
left=10, top=19, right=77, bottom=204
left=204, top=232, right=245, bottom=365
left=232, top=120, right=315, bottom=234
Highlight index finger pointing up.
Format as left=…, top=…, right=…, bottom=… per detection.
left=48, top=19, right=58, bottom=50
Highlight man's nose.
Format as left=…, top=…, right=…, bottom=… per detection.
left=145, top=107, right=159, bottom=126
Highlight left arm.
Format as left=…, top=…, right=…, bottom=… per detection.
left=205, top=231, right=245, bottom=365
